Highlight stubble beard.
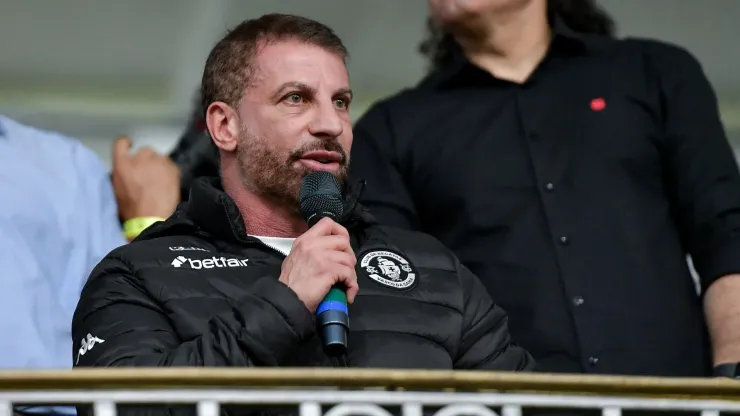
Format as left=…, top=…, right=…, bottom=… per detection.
left=235, top=128, right=350, bottom=216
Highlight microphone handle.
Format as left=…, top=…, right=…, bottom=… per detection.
left=316, top=285, right=349, bottom=357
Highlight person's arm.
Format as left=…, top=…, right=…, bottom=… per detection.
left=647, top=43, right=740, bottom=366
left=350, top=102, right=421, bottom=230
left=453, top=262, right=535, bottom=371
left=74, top=138, right=128, bottom=261
left=111, top=137, right=181, bottom=242
left=38, top=138, right=126, bottom=321
left=72, top=254, right=316, bottom=368
left=74, top=139, right=127, bottom=254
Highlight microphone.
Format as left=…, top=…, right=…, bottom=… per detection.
left=299, top=171, right=348, bottom=357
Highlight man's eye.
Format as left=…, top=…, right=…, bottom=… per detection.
left=334, top=98, right=348, bottom=109
left=285, top=94, right=302, bottom=104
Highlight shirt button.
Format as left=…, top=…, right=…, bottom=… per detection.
left=544, top=182, right=554, bottom=192
left=559, top=236, right=569, bottom=245
left=572, top=296, right=584, bottom=306
left=588, top=357, right=600, bottom=366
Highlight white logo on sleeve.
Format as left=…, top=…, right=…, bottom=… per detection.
left=171, top=256, right=248, bottom=269
left=76, top=333, right=105, bottom=365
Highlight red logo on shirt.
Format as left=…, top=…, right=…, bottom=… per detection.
left=590, top=97, right=606, bottom=111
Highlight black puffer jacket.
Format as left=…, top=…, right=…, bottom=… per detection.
left=73, top=177, right=533, bottom=376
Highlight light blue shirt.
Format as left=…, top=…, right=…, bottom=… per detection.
left=0, top=115, right=127, bottom=414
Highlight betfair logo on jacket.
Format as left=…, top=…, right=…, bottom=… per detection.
left=171, top=255, right=249, bottom=269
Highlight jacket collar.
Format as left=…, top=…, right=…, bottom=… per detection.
left=184, top=176, right=375, bottom=244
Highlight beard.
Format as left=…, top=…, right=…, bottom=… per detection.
left=235, top=127, right=349, bottom=215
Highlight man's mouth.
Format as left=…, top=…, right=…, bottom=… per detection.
left=298, top=150, right=344, bottom=172
left=299, top=150, right=343, bottom=164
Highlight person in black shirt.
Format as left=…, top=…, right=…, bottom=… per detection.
left=349, top=0, right=740, bottom=378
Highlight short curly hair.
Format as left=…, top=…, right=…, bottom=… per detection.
left=200, top=13, right=349, bottom=117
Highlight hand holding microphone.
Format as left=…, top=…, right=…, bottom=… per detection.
left=278, top=217, right=358, bottom=312
left=278, top=171, right=356, bottom=357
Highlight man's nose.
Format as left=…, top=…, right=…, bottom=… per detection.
left=308, top=101, right=344, bottom=138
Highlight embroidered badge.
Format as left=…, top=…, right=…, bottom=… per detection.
left=359, top=250, right=418, bottom=291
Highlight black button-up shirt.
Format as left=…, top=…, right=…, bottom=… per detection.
left=349, top=21, right=740, bottom=377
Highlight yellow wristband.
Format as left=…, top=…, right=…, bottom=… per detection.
left=123, top=216, right=165, bottom=240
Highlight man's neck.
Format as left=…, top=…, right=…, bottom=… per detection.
left=451, top=2, right=551, bottom=83
left=221, top=169, right=307, bottom=238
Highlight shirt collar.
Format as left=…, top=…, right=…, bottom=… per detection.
left=432, top=14, right=607, bottom=88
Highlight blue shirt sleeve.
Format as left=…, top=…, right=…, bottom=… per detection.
left=57, top=141, right=127, bottom=317
left=0, top=116, right=126, bottom=415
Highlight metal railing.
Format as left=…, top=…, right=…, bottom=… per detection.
left=1, top=368, right=739, bottom=416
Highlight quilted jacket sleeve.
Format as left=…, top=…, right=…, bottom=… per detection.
left=72, top=251, right=317, bottom=416
left=454, top=263, right=536, bottom=371
left=72, top=252, right=316, bottom=369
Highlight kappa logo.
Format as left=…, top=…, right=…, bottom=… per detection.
left=76, top=333, right=104, bottom=365
left=171, top=255, right=249, bottom=269
left=359, top=250, right=418, bottom=290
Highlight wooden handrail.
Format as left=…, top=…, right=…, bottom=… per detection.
left=0, top=369, right=737, bottom=400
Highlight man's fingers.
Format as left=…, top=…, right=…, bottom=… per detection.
left=324, top=250, right=356, bottom=268
left=311, top=217, right=350, bottom=238
left=112, top=136, right=133, bottom=167
left=344, top=275, right=359, bottom=304
left=314, top=235, right=353, bottom=255
left=134, top=146, right=157, bottom=161
left=329, top=264, right=358, bottom=304
left=328, top=220, right=350, bottom=238
left=304, top=217, right=348, bottom=238
left=294, top=219, right=354, bottom=259
left=293, top=234, right=353, bottom=257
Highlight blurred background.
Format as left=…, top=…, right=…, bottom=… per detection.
left=1, top=0, right=739, bottom=168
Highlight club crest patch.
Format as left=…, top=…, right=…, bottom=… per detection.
left=359, top=250, right=418, bottom=290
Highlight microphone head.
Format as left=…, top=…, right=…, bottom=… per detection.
left=300, top=171, right=344, bottom=227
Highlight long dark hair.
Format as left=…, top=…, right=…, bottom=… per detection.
left=418, top=0, right=616, bottom=70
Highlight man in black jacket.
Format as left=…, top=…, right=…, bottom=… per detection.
left=72, top=13, right=533, bottom=374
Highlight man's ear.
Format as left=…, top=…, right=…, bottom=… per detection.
left=205, top=102, right=239, bottom=152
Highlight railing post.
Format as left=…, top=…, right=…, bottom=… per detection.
left=324, top=403, right=394, bottom=416
left=300, top=401, right=322, bottom=416
left=0, top=401, right=12, bottom=416
left=501, top=405, right=522, bottom=416
left=402, top=402, right=423, bottom=416
left=602, top=406, right=621, bottom=416
left=197, top=400, right=220, bottom=416
left=93, top=400, right=117, bottom=416
left=433, top=404, right=499, bottom=416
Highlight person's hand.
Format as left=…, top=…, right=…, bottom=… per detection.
left=279, top=217, right=359, bottom=312
left=112, top=136, right=181, bottom=220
